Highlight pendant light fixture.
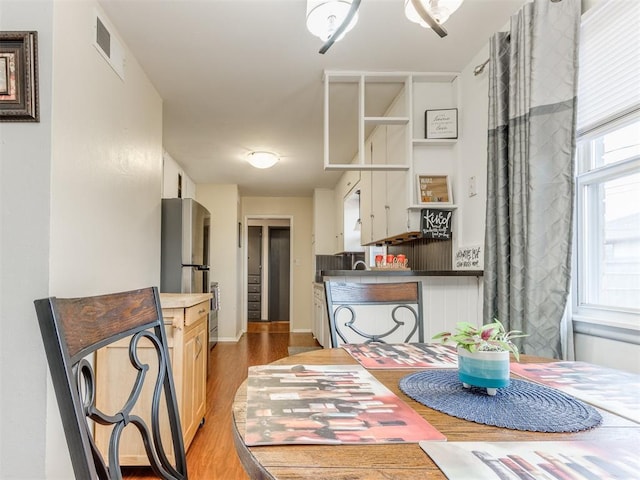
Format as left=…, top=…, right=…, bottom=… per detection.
left=247, top=151, right=279, bottom=169
left=306, top=0, right=360, bottom=43
left=404, top=0, right=463, bottom=36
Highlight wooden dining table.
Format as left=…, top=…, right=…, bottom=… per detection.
left=231, top=348, right=640, bottom=479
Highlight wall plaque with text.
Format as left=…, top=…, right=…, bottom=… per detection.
left=421, top=209, right=452, bottom=240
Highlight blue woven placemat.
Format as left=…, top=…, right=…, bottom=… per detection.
left=399, top=370, right=602, bottom=432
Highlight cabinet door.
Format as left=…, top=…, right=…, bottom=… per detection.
left=333, top=186, right=345, bottom=253
left=359, top=137, right=374, bottom=245
left=182, top=317, right=207, bottom=449
left=371, top=127, right=388, bottom=242
left=94, top=324, right=177, bottom=465
left=312, top=285, right=330, bottom=348
left=386, top=122, right=410, bottom=237
left=359, top=169, right=373, bottom=245
left=312, top=287, right=323, bottom=346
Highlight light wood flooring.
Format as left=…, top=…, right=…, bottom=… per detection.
left=123, top=321, right=320, bottom=479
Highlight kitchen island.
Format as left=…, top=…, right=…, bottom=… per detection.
left=94, top=292, right=211, bottom=465
left=313, top=270, right=483, bottom=348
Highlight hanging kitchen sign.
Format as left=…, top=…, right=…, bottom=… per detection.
left=421, top=209, right=452, bottom=240
left=425, top=108, right=457, bottom=139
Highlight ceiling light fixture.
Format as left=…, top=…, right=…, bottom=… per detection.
left=306, top=0, right=359, bottom=43
left=247, top=151, right=279, bottom=169
left=404, top=0, right=463, bottom=34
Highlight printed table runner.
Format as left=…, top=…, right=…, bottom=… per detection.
left=341, top=342, right=458, bottom=369
left=420, top=440, right=639, bottom=480
left=510, top=361, right=640, bottom=423
left=244, top=364, right=446, bottom=445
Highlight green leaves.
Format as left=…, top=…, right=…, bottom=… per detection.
left=432, top=319, right=528, bottom=361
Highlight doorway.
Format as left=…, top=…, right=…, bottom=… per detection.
left=268, top=227, right=290, bottom=321
left=245, top=218, right=291, bottom=323
left=247, top=226, right=262, bottom=321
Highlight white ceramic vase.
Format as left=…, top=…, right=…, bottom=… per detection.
left=457, top=346, right=510, bottom=396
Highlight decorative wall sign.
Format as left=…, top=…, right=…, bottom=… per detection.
left=421, top=209, right=452, bottom=240
left=454, top=245, right=483, bottom=270
left=416, top=174, right=452, bottom=205
left=0, top=31, right=39, bottom=122
left=425, top=108, right=457, bottom=139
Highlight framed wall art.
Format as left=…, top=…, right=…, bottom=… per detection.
left=416, top=174, right=452, bottom=205
left=0, top=31, right=39, bottom=122
left=425, top=108, right=457, bottom=139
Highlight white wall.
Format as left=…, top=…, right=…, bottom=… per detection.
left=1, top=1, right=164, bottom=478
left=574, top=333, right=640, bottom=374
left=163, top=150, right=196, bottom=199
left=196, top=184, right=242, bottom=340
left=45, top=4, right=163, bottom=477
left=242, top=197, right=313, bottom=333
left=0, top=2, right=53, bottom=478
left=456, top=45, right=491, bottom=254
left=49, top=2, right=162, bottom=298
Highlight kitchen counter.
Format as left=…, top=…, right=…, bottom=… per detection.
left=159, top=292, right=212, bottom=309
left=319, top=270, right=483, bottom=281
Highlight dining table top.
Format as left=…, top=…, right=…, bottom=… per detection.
left=231, top=348, right=640, bottom=480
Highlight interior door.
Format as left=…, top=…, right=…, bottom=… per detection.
left=247, top=226, right=262, bottom=321
left=268, top=227, right=290, bottom=321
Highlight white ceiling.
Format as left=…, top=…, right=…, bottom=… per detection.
left=98, top=0, right=524, bottom=196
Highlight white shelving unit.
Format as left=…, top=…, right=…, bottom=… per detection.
left=324, top=71, right=461, bottom=245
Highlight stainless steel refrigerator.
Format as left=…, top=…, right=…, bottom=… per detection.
left=161, top=198, right=211, bottom=294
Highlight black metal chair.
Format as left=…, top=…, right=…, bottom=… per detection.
left=34, top=287, right=188, bottom=480
left=324, top=281, right=424, bottom=348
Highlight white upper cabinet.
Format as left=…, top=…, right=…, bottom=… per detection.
left=333, top=170, right=363, bottom=253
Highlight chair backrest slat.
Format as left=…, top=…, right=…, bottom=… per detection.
left=324, top=281, right=424, bottom=347
left=54, top=288, right=160, bottom=360
left=326, top=282, right=420, bottom=304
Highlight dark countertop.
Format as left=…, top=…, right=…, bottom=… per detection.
left=318, top=269, right=483, bottom=282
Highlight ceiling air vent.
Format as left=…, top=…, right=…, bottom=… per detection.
left=93, top=10, right=125, bottom=80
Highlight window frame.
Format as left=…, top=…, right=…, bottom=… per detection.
left=572, top=113, right=640, bottom=335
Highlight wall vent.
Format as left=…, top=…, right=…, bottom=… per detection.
left=93, top=10, right=125, bottom=80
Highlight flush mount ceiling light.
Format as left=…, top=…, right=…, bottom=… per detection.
left=247, top=151, right=279, bottom=169
left=404, top=0, right=464, bottom=37
left=306, top=0, right=361, bottom=54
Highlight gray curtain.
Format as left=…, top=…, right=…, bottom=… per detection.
left=483, top=0, right=580, bottom=359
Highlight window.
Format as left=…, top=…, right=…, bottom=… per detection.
left=575, top=117, right=640, bottom=316
left=573, top=0, right=640, bottom=331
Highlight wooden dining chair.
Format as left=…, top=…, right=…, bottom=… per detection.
left=34, top=287, right=188, bottom=480
left=324, top=281, right=424, bottom=347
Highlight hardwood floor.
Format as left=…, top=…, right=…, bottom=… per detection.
left=123, top=322, right=320, bottom=479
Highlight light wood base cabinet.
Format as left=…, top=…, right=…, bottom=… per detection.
left=94, top=294, right=210, bottom=466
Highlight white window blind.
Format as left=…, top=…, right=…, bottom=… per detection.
left=577, top=0, right=640, bottom=134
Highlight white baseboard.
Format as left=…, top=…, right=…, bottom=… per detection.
left=217, top=333, right=243, bottom=343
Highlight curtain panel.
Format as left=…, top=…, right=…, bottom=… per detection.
left=483, top=0, right=581, bottom=358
